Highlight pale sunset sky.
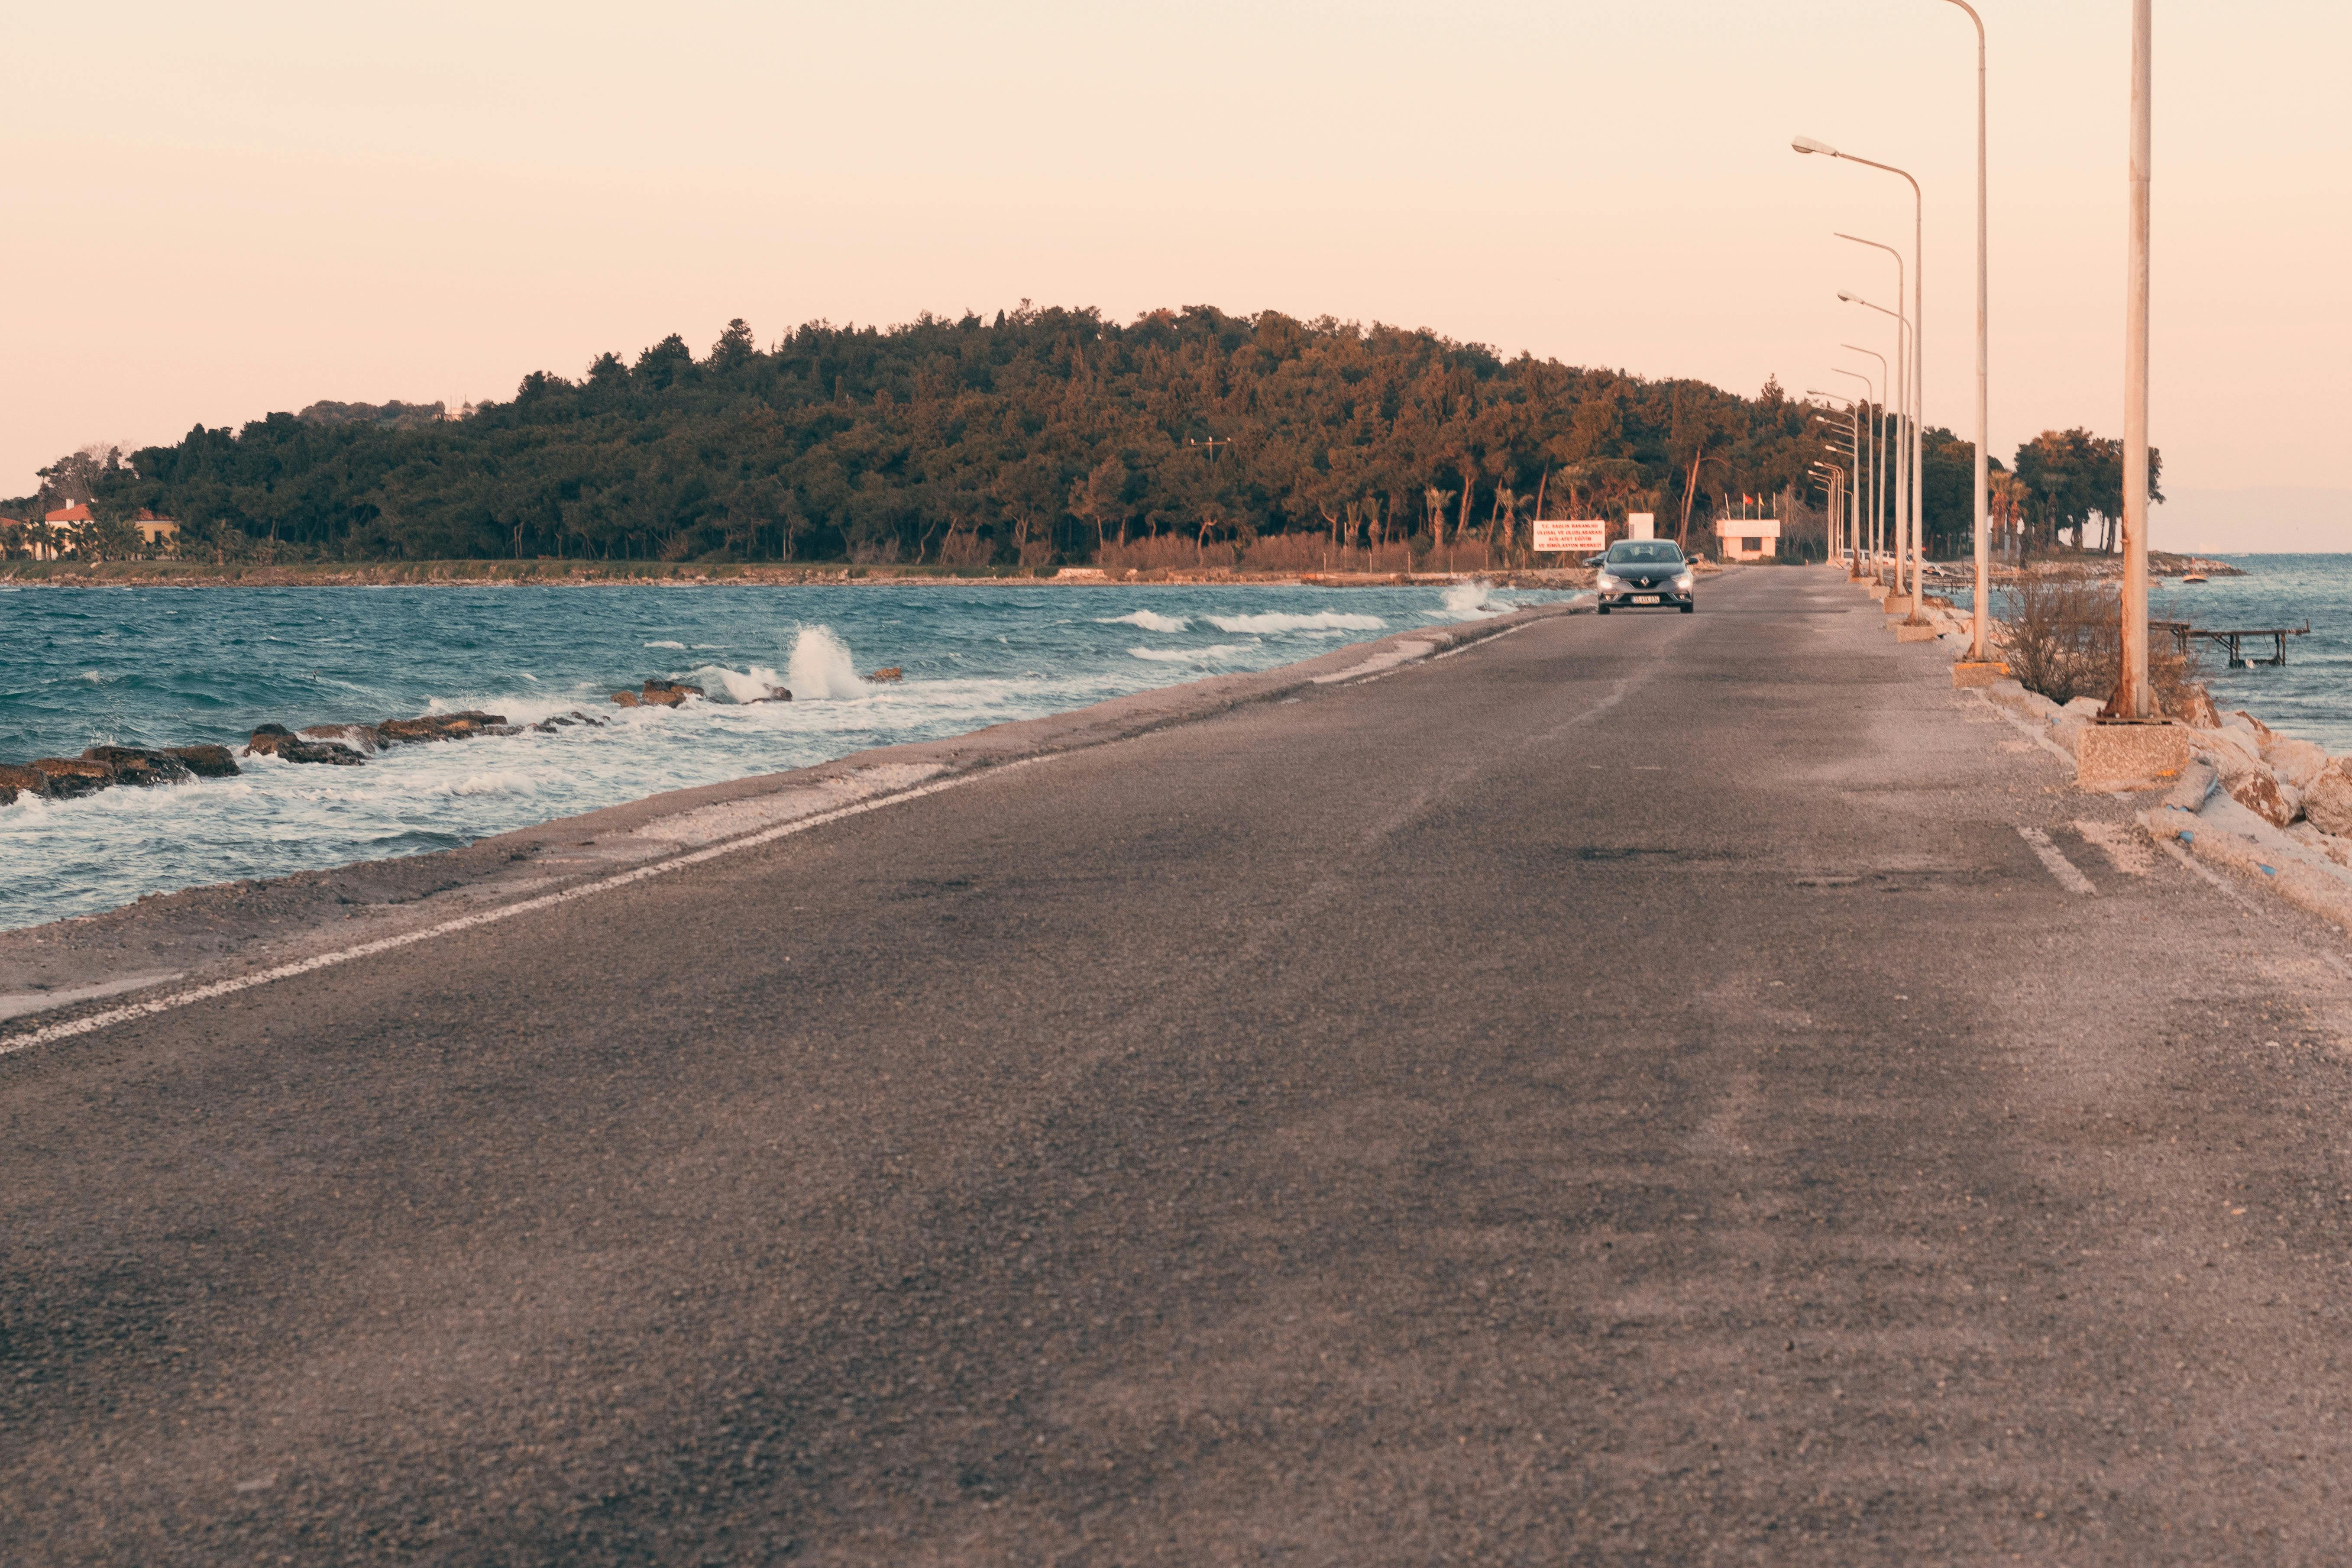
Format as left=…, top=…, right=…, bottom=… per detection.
left=4, top=0, right=2345, bottom=546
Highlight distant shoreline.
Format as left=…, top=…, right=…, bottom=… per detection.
left=0, top=559, right=1601, bottom=589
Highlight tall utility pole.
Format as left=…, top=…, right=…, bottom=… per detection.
left=2112, top=0, right=2153, bottom=717
left=1841, top=343, right=1889, bottom=586
left=1939, top=1, right=1993, bottom=663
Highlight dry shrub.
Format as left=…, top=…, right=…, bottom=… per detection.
left=2001, top=573, right=2204, bottom=714
left=1237, top=535, right=1428, bottom=573
left=2002, top=575, right=2116, bottom=704
left=1094, top=533, right=1221, bottom=572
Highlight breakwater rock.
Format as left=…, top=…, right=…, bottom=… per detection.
left=5, top=705, right=576, bottom=808
left=0, top=743, right=242, bottom=803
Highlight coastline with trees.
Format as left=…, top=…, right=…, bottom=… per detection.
left=3, top=304, right=2159, bottom=575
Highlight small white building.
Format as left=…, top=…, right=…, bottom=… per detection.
left=1713, top=517, right=1781, bottom=562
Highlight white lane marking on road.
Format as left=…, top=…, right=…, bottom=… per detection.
left=0, top=971, right=186, bottom=1022
left=1335, top=608, right=1568, bottom=687
left=2017, top=826, right=2097, bottom=895
left=2073, top=819, right=2153, bottom=876
left=0, top=758, right=1050, bottom=1058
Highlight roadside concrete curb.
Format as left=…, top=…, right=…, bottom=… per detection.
left=2140, top=788, right=2352, bottom=937
left=0, top=598, right=1586, bottom=1034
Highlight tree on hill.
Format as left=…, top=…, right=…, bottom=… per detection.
left=15, top=306, right=1848, bottom=566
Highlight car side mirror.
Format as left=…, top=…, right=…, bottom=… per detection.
left=1583, top=555, right=1605, bottom=568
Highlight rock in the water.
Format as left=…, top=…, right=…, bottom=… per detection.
left=26, top=757, right=114, bottom=798
left=610, top=689, right=641, bottom=707
left=638, top=680, right=703, bottom=707
left=2303, top=760, right=2352, bottom=836
left=81, top=746, right=196, bottom=787
left=377, top=711, right=509, bottom=744
left=302, top=723, right=382, bottom=754
left=284, top=741, right=365, bottom=765
left=868, top=667, right=903, bottom=682
left=245, top=724, right=363, bottom=765
left=0, top=762, right=42, bottom=805
left=747, top=686, right=791, bottom=703
left=165, top=744, right=241, bottom=778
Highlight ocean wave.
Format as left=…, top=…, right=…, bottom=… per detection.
left=787, top=625, right=867, bottom=699
left=644, top=640, right=686, bottom=649
left=688, top=662, right=792, bottom=704
left=1206, top=610, right=1386, bottom=634
left=1427, top=582, right=1512, bottom=621
left=1099, top=610, right=1189, bottom=632
left=445, top=770, right=539, bottom=798
left=1130, top=643, right=1254, bottom=663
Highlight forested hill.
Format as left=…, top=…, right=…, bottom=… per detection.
left=31, top=305, right=1895, bottom=566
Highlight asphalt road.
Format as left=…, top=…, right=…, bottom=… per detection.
left=10, top=567, right=2352, bottom=1565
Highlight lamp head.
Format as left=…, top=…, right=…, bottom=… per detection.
left=1791, top=134, right=1838, bottom=157
left=1836, top=291, right=1858, bottom=304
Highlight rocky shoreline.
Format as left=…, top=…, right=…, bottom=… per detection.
left=0, top=678, right=798, bottom=808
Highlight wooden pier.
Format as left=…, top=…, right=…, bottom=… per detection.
left=2153, top=619, right=2310, bottom=668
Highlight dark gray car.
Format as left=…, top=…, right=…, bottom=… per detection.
left=1588, top=540, right=1695, bottom=614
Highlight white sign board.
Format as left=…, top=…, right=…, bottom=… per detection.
left=1533, top=519, right=1607, bottom=553
left=1627, top=512, right=1655, bottom=540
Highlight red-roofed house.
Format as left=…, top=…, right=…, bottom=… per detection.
left=37, top=502, right=92, bottom=561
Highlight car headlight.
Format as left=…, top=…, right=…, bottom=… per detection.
left=1597, top=573, right=1624, bottom=591
left=1675, top=572, right=1695, bottom=590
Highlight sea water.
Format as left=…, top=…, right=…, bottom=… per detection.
left=0, top=581, right=1556, bottom=931
left=2150, top=556, right=2352, bottom=748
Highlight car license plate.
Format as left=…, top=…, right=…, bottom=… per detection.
left=1633, top=595, right=1660, bottom=605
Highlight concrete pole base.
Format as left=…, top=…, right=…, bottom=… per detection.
left=1950, top=661, right=2009, bottom=688
left=2076, top=723, right=2193, bottom=790
left=1893, top=623, right=1942, bottom=643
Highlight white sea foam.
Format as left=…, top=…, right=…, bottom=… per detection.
left=644, top=640, right=686, bottom=649
left=519, top=672, right=539, bottom=682
left=1205, top=610, right=1386, bottom=634
left=446, top=771, right=538, bottom=798
left=1129, top=643, right=1254, bottom=663
left=1430, top=582, right=1512, bottom=620
left=787, top=625, right=867, bottom=699
left=689, top=663, right=791, bottom=704
left=1100, top=609, right=1189, bottom=633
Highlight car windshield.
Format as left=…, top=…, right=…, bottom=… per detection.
left=1605, top=542, right=1683, bottom=565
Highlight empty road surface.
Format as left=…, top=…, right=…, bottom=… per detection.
left=9, top=567, right=2352, bottom=1565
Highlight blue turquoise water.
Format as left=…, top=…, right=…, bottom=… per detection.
left=0, top=581, right=1561, bottom=931
left=2151, top=556, right=2352, bottom=747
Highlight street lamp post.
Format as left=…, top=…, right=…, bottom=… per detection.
left=1834, top=232, right=1906, bottom=580
left=1806, top=393, right=1862, bottom=569
left=1828, top=368, right=1877, bottom=575
left=1840, top=342, right=1891, bottom=587
left=1837, top=293, right=1911, bottom=585
left=1797, top=136, right=1924, bottom=620
left=1809, top=461, right=1847, bottom=566
left=2111, top=0, right=2153, bottom=717
left=1934, top=0, right=1993, bottom=663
